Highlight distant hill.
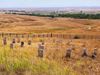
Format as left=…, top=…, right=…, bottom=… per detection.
left=0, top=14, right=100, bottom=34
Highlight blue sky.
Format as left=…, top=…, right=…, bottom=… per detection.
left=0, top=0, right=100, bottom=8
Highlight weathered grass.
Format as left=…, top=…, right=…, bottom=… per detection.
left=0, top=38, right=77, bottom=75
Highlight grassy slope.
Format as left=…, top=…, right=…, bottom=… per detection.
left=0, top=37, right=100, bottom=75
left=0, top=14, right=100, bottom=75
left=0, top=14, right=100, bottom=34
left=0, top=37, right=77, bottom=75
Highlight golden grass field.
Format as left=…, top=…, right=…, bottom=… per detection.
left=0, top=14, right=100, bottom=34
left=0, top=14, right=100, bottom=75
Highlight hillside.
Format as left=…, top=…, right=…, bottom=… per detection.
left=0, top=14, right=100, bottom=75
left=0, top=14, right=100, bottom=34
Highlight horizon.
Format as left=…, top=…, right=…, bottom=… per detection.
left=0, top=7, right=100, bottom=9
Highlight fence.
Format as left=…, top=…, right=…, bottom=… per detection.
left=0, top=33, right=100, bottom=39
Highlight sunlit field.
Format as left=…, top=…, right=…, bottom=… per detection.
left=0, top=35, right=100, bottom=75
left=0, top=14, right=100, bottom=75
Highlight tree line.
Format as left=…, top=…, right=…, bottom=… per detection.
left=10, top=12, right=100, bottom=19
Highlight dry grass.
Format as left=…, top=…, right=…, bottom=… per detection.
left=0, top=14, right=100, bottom=75
left=0, top=36, right=100, bottom=75
left=0, top=14, right=100, bottom=34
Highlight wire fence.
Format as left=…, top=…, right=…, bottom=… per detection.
left=0, top=33, right=100, bottom=39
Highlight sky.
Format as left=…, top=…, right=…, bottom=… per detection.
left=0, top=0, right=100, bottom=8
